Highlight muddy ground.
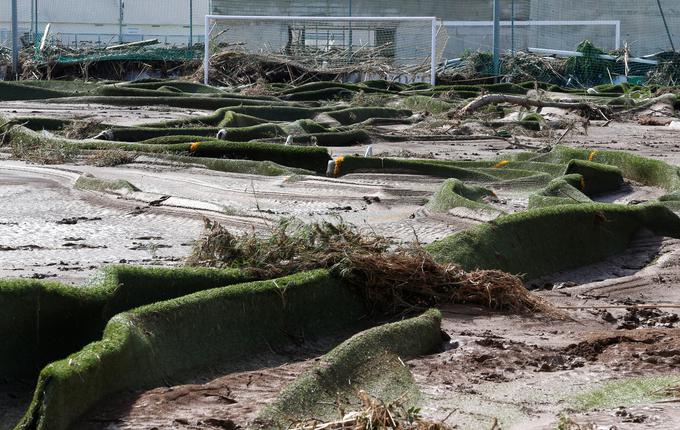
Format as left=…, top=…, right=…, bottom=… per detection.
left=2, top=101, right=680, bottom=429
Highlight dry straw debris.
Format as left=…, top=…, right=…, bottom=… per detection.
left=188, top=218, right=556, bottom=315
left=291, top=391, right=451, bottom=430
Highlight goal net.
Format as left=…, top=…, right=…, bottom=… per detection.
left=203, top=15, right=449, bottom=85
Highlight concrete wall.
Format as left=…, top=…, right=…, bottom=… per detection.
left=1, top=1, right=675, bottom=56
left=0, top=0, right=209, bottom=47
left=529, top=0, right=679, bottom=55
left=211, top=0, right=675, bottom=57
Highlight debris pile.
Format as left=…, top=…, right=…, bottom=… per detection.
left=188, top=218, right=555, bottom=315
left=618, top=307, right=679, bottom=329
left=291, top=391, right=451, bottom=430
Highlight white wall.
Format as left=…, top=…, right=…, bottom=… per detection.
left=0, top=0, right=210, bottom=46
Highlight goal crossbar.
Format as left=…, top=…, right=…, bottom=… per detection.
left=204, top=15, right=440, bottom=85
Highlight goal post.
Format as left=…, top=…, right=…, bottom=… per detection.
left=204, top=15, right=445, bottom=85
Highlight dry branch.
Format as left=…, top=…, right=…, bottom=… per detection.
left=453, top=94, right=605, bottom=119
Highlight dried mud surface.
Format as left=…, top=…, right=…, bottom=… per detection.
left=3, top=103, right=680, bottom=429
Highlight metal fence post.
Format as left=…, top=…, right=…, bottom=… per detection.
left=492, top=0, right=500, bottom=75
left=189, top=0, right=194, bottom=47
left=511, top=0, right=515, bottom=56
left=119, top=0, right=124, bottom=43
left=34, top=0, right=39, bottom=46
left=11, top=0, right=19, bottom=76
left=348, top=0, right=353, bottom=57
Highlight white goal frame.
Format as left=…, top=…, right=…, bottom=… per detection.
left=204, top=15, right=440, bottom=85
left=443, top=20, right=621, bottom=51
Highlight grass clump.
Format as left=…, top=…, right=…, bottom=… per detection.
left=402, top=95, right=457, bottom=114
left=571, top=375, right=680, bottom=411
left=17, top=270, right=366, bottom=430
left=74, top=174, right=140, bottom=193
left=285, top=390, right=452, bottom=430
left=188, top=218, right=554, bottom=315
left=528, top=175, right=591, bottom=209
left=259, top=310, right=443, bottom=427
left=155, top=154, right=313, bottom=176
left=426, top=203, right=680, bottom=280
left=531, top=145, right=680, bottom=191
left=428, top=178, right=502, bottom=218
left=86, top=149, right=138, bottom=167
left=350, top=91, right=394, bottom=107
left=60, top=120, right=105, bottom=140
left=4, top=124, right=78, bottom=164
left=328, top=107, right=412, bottom=125
left=564, top=159, right=623, bottom=195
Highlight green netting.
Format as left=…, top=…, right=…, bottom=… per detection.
left=336, top=156, right=500, bottom=181
left=106, top=124, right=283, bottom=142
left=0, top=266, right=253, bottom=378
left=564, top=159, right=624, bottom=195
left=259, top=309, right=442, bottom=426
left=282, top=119, right=330, bottom=134
left=427, top=178, right=501, bottom=214
left=152, top=154, right=314, bottom=176
left=327, top=107, right=413, bottom=125
left=218, top=111, right=272, bottom=128
left=426, top=203, right=680, bottom=280
left=82, top=140, right=331, bottom=174
left=528, top=175, right=592, bottom=209
left=335, top=157, right=559, bottom=183
left=10, top=117, right=73, bottom=131
left=45, top=95, right=287, bottom=110
left=529, top=145, right=680, bottom=191
left=0, top=82, right=71, bottom=101
left=283, top=87, right=357, bottom=101
left=37, top=47, right=200, bottom=66
left=17, top=270, right=367, bottom=430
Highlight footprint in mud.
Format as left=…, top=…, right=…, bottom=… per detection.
left=62, top=243, right=108, bottom=249
left=0, top=244, right=44, bottom=251
left=56, top=216, right=102, bottom=225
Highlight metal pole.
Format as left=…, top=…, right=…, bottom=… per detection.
left=430, top=18, right=437, bottom=85
left=656, top=0, right=676, bottom=52
left=492, top=0, right=501, bottom=75
left=348, top=0, right=353, bottom=57
left=11, top=0, right=19, bottom=77
left=204, top=14, right=210, bottom=84
left=118, top=0, right=124, bottom=43
left=189, top=0, right=193, bottom=48
left=511, top=0, right=515, bottom=56
left=34, top=0, right=39, bottom=45
left=30, top=0, right=34, bottom=37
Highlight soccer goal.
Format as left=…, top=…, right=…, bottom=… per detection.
left=203, top=15, right=448, bottom=85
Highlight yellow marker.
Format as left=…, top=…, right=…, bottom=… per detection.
left=588, top=150, right=597, bottom=162
left=333, top=156, right=345, bottom=177
left=494, top=160, right=510, bottom=168
left=190, top=142, right=201, bottom=152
